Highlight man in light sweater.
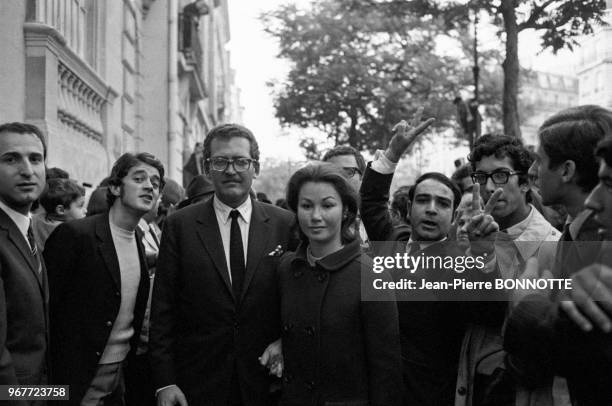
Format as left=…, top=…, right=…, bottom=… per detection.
left=44, top=152, right=165, bottom=406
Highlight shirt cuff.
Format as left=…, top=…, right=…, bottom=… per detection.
left=371, top=150, right=397, bottom=174
left=156, top=384, right=178, bottom=396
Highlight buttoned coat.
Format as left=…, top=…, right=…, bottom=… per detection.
left=278, top=240, right=403, bottom=406
left=0, top=208, right=49, bottom=398
left=149, top=198, right=295, bottom=406
left=43, top=213, right=150, bottom=405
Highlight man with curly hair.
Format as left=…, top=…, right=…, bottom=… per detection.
left=455, top=134, right=562, bottom=406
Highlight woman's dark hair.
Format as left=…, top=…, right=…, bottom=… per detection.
left=286, top=162, right=359, bottom=244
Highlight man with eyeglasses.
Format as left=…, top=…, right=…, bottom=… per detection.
left=455, top=134, right=562, bottom=406
left=322, top=146, right=366, bottom=192
left=322, top=146, right=369, bottom=247
left=150, top=124, right=295, bottom=406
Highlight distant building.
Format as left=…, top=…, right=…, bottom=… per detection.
left=575, top=0, right=612, bottom=110
left=0, top=0, right=240, bottom=187
left=520, top=71, right=578, bottom=147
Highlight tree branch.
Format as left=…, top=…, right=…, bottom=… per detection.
left=518, top=0, right=558, bottom=31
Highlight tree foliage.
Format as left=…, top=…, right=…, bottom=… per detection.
left=262, top=0, right=489, bottom=153
left=408, top=0, right=607, bottom=137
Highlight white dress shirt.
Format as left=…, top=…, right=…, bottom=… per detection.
left=0, top=199, right=33, bottom=250
left=213, top=195, right=252, bottom=283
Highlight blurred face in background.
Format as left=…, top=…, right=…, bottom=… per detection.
left=325, top=154, right=362, bottom=193
left=63, top=195, right=87, bottom=220
left=455, top=193, right=482, bottom=250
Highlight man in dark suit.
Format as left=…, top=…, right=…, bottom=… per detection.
left=44, top=152, right=165, bottom=405
left=151, top=124, right=295, bottom=406
left=529, top=105, right=611, bottom=279
left=0, top=122, right=48, bottom=394
left=505, top=135, right=612, bottom=406
left=504, top=106, right=612, bottom=401
left=360, top=111, right=502, bottom=405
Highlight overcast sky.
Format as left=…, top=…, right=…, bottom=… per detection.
left=227, top=1, right=578, bottom=163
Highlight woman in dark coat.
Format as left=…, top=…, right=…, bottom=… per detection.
left=278, top=162, right=403, bottom=406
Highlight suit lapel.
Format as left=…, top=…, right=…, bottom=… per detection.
left=95, top=214, right=121, bottom=290
left=195, top=199, right=234, bottom=298
left=0, top=210, right=43, bottom=287
left=241, top=201, right=271, bottom=301
left=574, top=213, right=602, bottom=266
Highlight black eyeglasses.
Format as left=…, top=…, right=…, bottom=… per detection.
left=207, top=157, right=257, bottom=172
left=471, top=170, right=522, bottom=185
left=341, top=167, right=362, bottom=179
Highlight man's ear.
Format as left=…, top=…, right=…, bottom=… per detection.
left=560, top=160, right=576, bottom=183
left=54, top=204, right=65, bottom=216
left=109, top=184, right=121, bottom=198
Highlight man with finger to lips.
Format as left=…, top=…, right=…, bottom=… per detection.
left=454, top=134, right=562, bottom=406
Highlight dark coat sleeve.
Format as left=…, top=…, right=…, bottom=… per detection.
left=360, top=259, right=403, bottom=406
left=44, top=223, right=79, bottom=314
left=0, top=261, right=19, bottom=386
left=505, top=293, right=612, bottom=396
left=360, top=164, right=407, bottom=243
left=149, top=214, right=181, bottom=389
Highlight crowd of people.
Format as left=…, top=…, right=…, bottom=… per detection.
left=0, top=103, right=611, bottom=406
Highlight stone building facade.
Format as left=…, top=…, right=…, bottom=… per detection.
left=519, top=71, right=578, bottom=147
left=0, top=0, right=240, bottom=187
left=576, top=0, right=612, bottom=110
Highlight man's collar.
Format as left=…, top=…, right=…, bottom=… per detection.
left=568, top=208, right=592, bottom=241
left=505, top=204, right=534, bottom=238
left=408, top=236, right=448, bottom=251
left=213, top=195, right=252, bottom=224
left=0, top=199, right=31, bottom=237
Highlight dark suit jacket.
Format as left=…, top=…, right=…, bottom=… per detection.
left=505, top=218, right=610, bottom=406
left=44, top=213, right=150, bottom=405
left=279, top=241, right=403, bottom=406
left=553, top=210, right=602, bottom=281
left=360, top=163, right=411, bottom=243
left=0, top=208, right=49, bottom=393
left=150, top=198, right=295, bottom=406
left=360, top=164, right=503, bottom=405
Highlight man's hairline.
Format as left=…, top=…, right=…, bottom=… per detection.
left=0, top=130, right=46, bottom=157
